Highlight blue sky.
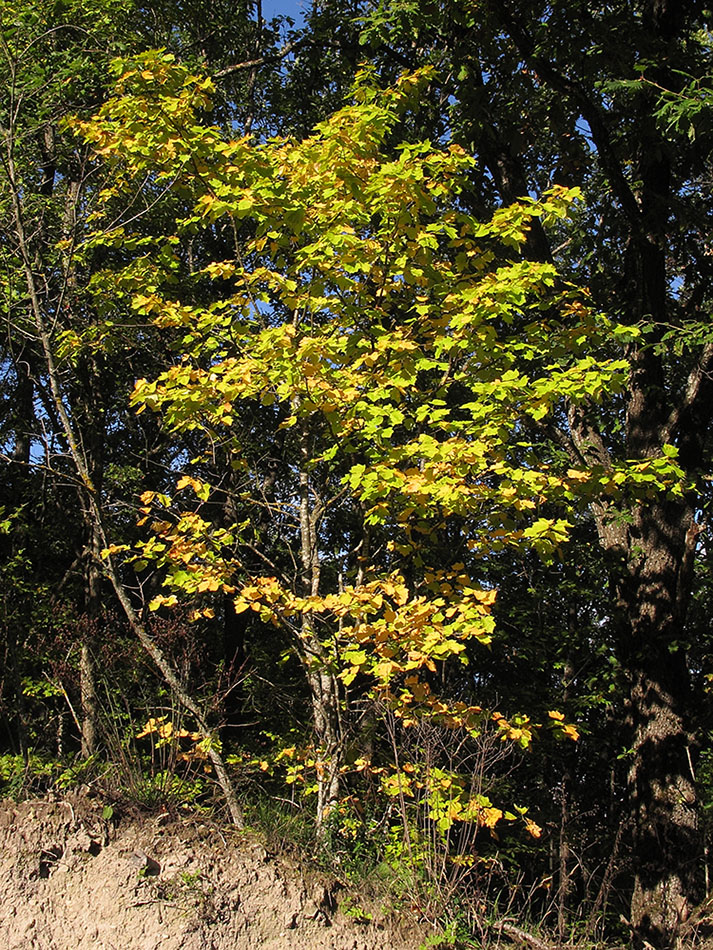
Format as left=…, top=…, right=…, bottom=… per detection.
left=261, top=0, right=308, bottom=28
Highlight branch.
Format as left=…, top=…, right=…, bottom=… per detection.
left=662, top=340, right=713, bottom=447
left=494, top=2, right=642, bottom=230
left=214, top=38, right=305, bottom=79
left=496, top=921, right=559, bottom=950
left=528, top=416, right=581, bottom=466
left=565, top=401, right=631, bottom=553
left=567, top=401, right=613, bottom=470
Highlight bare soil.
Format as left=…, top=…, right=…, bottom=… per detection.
left=0, top=796, right=428, bottom=950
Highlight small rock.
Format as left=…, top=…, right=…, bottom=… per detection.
left=131, top=849, right=161, bottom=875
left=302, top=899, right=319, bottom=920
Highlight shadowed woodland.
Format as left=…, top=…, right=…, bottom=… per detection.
left=3, top=1, right=713, bottom=948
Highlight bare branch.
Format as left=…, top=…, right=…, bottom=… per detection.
left=214, top=38, right=305, bottom=79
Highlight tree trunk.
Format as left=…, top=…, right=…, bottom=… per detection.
left=79, top=639, right=98, bottom=757
left=306, top=657, right=342, bottom=827
left=557, top=652, right=575, bottom=940
left=627, top=651, right=697, bottom=946
left=80, top=488, right=104, bottom=758
left=78, top=358, right=105, bottom=758
left=618, top=503, right=700, bottom=947
left=569, top=390, right=704, bottom=948
left=298, top=424, right=342, bottom=829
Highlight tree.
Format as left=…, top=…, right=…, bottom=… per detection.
left=0, top=0, right=285, bottom=823
left=75, top=53, right=639, bottom=855
left=3, top=2, right=712, bottom=945
left=346, top=2, right=713, bottom=944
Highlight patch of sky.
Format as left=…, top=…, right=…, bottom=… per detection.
left=575, top=116, right=595, bottom=150
left=669, top=274, right=684, bottom=301
left=260, top=0, right=308, bottom=29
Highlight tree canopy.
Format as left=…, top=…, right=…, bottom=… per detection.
left=2, top=2, right=713, bottom=949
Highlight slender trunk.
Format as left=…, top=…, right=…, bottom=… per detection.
left=80, top=521, right=102, bottom=757
left=104, top=550, right=245, bottom=826
left=78, top=356, right=105, bottom=758
left=306, top=657, right=342, bottom=825
left=5, top=140, right=244, bottom=828
left=79, top=641, right=97, bottom=756
left=557, top=653, right=574, bottom=940
left=298, top=423, right=342, bottom=828
left=11, top=354, right=33, bottom=467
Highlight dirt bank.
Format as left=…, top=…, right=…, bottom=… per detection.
left=0, top=796, right=428, bottom=950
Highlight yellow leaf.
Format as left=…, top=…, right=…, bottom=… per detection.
left=474, top=589, right=497, bottom=606
left=479, top=806, right=503, bottom=829
left=197, top=577, right=221, bottom=592
left=136, top=716, right=167, bottom=739
left=394, top=584, right=409, bottom=606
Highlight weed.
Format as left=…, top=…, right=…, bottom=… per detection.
left=340, top=895, right=374, bottom=924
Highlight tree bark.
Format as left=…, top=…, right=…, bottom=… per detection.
left=617, top=501, right=699, bottom=946
left=298, top=422, right=342, bottom=829
left=570, top=397, right=703, bottom=947
left=80, top=519, right=102, bottom=757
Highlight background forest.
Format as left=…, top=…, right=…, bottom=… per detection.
left=2, top=1, right=713, bottom=948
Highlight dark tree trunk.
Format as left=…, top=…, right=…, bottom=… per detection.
left=627, top=648, right=697, bottom=945
left=616, top=501, right=700, bottom=946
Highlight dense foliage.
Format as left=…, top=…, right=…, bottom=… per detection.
left=2, top=2, right=713, bottom=948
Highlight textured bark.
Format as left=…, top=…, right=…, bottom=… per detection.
left=306, top=659, right=342, bottom=826
left=627, top=653, right=697, bottom=944
left=579, top=464, right=702, bottom=946
left=80, top=521, right=102, bottom=758
left=618, top=502, right=699, bottom=946
left=79, top=640, right=97, bottom=757
left=76, top=350, right=106, bottom=759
